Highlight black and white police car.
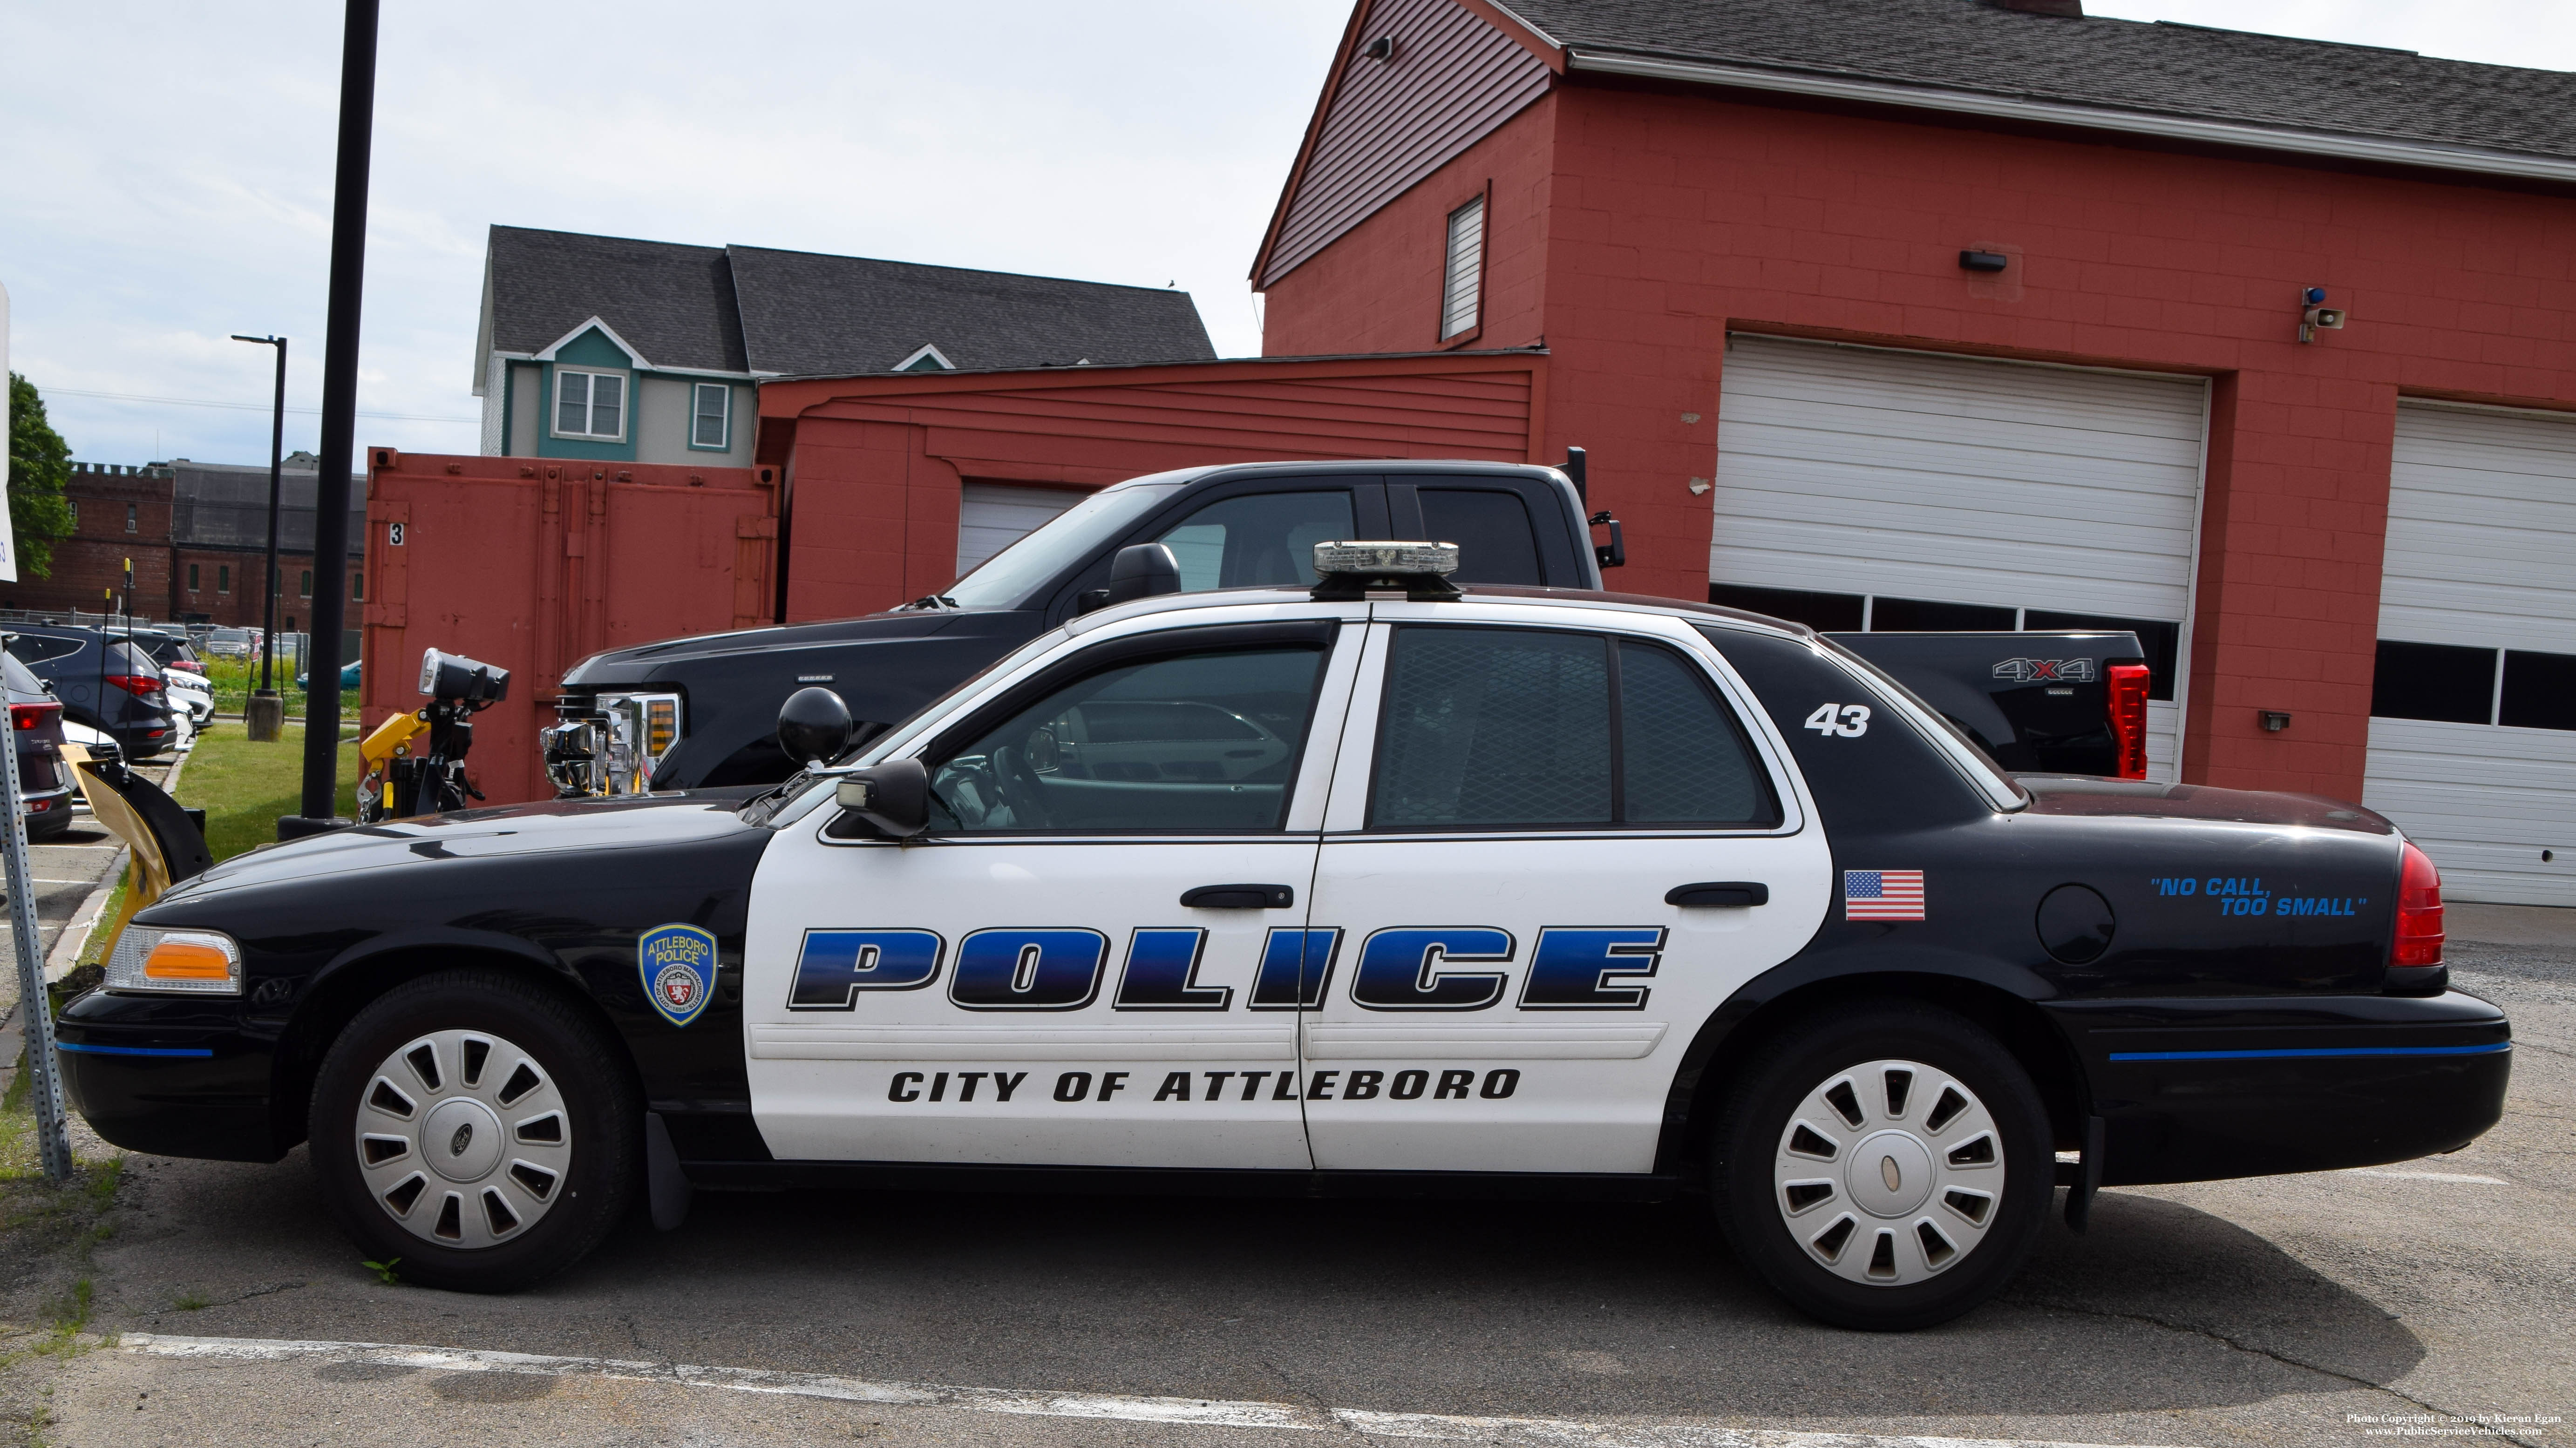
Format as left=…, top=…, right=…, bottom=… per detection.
left=60, top=543, right=2510, bottom=1329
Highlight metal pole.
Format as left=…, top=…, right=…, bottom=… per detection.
left=0, top=635, right=75, bottom=1181
left=265, top=335, right=282, bottom=692
left=292, top=0, right=377, bottom=831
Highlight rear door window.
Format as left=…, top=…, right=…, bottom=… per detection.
left=5, top=634, right=83, bottom=665
left=1414, top=488, right=1544, bottom=585
left=1369, top=626, right=1778, bottom=829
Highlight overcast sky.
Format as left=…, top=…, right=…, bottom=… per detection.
left=3, top=0, right=2569, bottom=470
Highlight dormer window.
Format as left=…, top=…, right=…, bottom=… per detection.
left=554, top=368, right=626, bottom=440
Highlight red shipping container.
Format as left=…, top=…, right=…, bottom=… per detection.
left=360, top=450, right=777, bottom=809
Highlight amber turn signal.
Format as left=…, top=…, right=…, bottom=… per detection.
left=143, top=940, right=236, bottom=981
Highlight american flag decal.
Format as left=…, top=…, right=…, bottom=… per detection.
left=1844, top=870, right=1926, bottom=921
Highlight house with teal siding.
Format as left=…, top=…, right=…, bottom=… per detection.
left=471, top=227, right=1216, bottom=467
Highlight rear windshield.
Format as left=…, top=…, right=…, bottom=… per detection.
left=1, top=653, right=42, bottom=696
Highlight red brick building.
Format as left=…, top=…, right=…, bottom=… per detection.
left=1242, top=0, right=2576, bottom=905
left=5, top=462, right=176, bottom=619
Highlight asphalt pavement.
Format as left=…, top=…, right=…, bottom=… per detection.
left=32, top=906, right=2576, bottom=1448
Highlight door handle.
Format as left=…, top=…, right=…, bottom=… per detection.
left=1181, top=884, right=1296, bottom=909
left=1666, top=881, right=1769, bottom=908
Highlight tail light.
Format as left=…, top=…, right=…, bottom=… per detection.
left=2106, top=663, right=2150, bottom=780
left=103, top=673, right=163, bottom=697
left=167, top=660, right=206, bottom=675
left=2392, top=841, right=2445, bottom=969
left=10, top=702, right=60, bottom=731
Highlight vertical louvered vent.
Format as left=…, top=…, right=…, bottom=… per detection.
left=1440, top=195, right=1485, bottom=339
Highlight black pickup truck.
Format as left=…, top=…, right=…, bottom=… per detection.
left=544, top=459, right=2150, bottom=795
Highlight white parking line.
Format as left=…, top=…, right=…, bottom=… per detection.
left=118, top=1334, right=2172, bottom=1448
left=2346, top=1168, right=2511, bottom=1185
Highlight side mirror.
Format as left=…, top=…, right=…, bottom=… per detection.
left=777, top=686, right=854, bottom=767
left=834, top=758, right=929, bottom=837
left=1102, top=543, right=1183, bottom=608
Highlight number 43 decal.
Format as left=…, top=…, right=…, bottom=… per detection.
left=1803, top=703, right=1871, bottom=738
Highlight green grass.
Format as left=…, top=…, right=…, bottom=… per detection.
left=194, top=657, right=360, bottom=719
left=170, top=724, right=362, bottom=864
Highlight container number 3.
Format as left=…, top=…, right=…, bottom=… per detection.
left=389, top=521, right=406, bottom=547
left=1803, top=703, right=1870, bottom=738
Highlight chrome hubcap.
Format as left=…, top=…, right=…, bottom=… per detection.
left=356, top=1029, right=571, bottom=1249
left=1774, top=1058, right=2003, bottom=1286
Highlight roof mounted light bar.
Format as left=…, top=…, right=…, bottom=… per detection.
left=1310, top=541, right=1462, bottom=602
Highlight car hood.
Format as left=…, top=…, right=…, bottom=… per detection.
left=160, top=790, right=767, bottom=902
left=2017, top=775, right=2396, bottom=834
left=559, top=607, right=1014, bottom=686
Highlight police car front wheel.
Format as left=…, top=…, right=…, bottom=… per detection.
left=311, top=969, right=640, bottom=1293
left=1716, top=1002, right=2051, bottom=1331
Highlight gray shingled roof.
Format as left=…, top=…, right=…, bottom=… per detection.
left=480, top=227, right=1215, bottom=382
left=486, top=227, right=747, bottom=372
left=1505, top=0, right=2576, bottom=161
left=727, top=246, right=1216, bottom=376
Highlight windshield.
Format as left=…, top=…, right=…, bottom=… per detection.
left=941, top=482, right=1183, bottom=610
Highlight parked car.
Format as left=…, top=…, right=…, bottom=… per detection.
left=133, top=629, right=208, bottom=675
left=1, top=625, right=176, bottom=758
left=296, top=660, right=361, bottom=691
left=3, top=652, right=76, bottom=841
left=548, top=460, right=2154, bottom=798
left=199, top=628, right=255, bottom=661
left=124, top=630, right=215, bottom=728
left=63, top=544, right=2506, bottom=1322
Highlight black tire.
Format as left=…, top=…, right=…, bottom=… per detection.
left=1712, top=1000, right=2052, bottom=1331
left=310, top=968, right=639, bottom=1293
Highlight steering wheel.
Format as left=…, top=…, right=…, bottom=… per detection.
left=989, top=742, right=1056, bottom=830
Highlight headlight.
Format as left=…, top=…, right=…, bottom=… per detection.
left=105, top=926, right=243, bottom=995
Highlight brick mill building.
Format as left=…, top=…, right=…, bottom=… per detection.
left=14, top=457, right=364, bottom=630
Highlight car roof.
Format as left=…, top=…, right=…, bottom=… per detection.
left=1074, top=580, right=1817, bottom=641
left=1094, top=458, right=1580, bottom=496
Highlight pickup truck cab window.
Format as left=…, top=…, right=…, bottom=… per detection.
left=1154, top=490, right=1354, bottom=592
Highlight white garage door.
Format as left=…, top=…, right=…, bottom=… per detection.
left=1711, top=335, right=2209, bottom=781
left=956, top=483, right=1088, bottom=581
left=2364, top=402, right=2576, bottom=906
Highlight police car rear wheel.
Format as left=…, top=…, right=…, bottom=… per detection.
left=311, top=969, right=639, bottom=1293
left=1715, top=1002, right=2050, bottom=1331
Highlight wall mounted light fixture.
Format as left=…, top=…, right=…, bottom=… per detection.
left=2259, top=710, right=2292, bottom=732
left=1960, top=250, right=2009, bottom=272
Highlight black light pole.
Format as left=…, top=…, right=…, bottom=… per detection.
left=229, top=334, right=288, bottom=739
left=285, top=0, right=377, bottom=836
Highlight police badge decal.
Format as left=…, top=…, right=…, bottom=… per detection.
left=638, top=924, right=719, bottom=1028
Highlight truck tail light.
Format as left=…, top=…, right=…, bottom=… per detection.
left=2392, top=841, right=2445, bottom=969
left=11, top=702, right=60, bottom=731
left=103, top=673, right=163, bottom=698
left=2106, top=663, right=2150, bottom=780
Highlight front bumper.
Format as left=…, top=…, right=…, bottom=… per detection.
left=55, top=989, right=285, bottom=1163
left=2047, top=989, right=2511, bottom=1185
